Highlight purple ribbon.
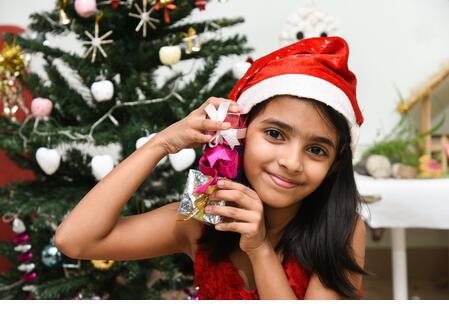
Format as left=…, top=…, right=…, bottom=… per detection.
left=12, top=234, right=30, bottom=244
left=194, top=145, right=240, bottom=194
left=21, top=272, right=37, bottom=282
left=17, top=252, right=33, bottom=262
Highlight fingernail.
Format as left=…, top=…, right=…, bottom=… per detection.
left=217, top=180, right=224, bottom=186
left=205, top=206, right=212, bottom=213
left=223, top=122, right=231, bottom=128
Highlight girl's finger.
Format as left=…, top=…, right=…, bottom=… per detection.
left=192, top=131, right=212, bottom=144
left=210, top=189, right=259, bottom=213
left=206, top=205, right=252, bottom=222
left=214, top=221, right=252, bottom=234
left=196, top=97, right=241, bottom=115
left=199, top=118, right=232, bottom=131
left=216, top=178, right=260, bottom=201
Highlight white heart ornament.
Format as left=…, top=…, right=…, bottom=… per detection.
left=35, top=147, right=61, bottom=175
left=91, top=155, right=114, bottom=180
left=168, top=148, right=196, bottom=172
left=135, top=133, right=167, bottom=166
left=91, top=80, right=114, bottom=102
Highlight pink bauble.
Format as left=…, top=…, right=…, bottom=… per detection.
left=31, top=98, right=53, bottom=118
left=74, top=0, right=97, bottom=18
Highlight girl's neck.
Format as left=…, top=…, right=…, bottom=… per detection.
left=263, top=201, right=302, bottom=246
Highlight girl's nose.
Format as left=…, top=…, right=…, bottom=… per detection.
left=277, top=147, right=304, bottom=174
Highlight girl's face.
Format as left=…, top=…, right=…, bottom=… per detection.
left=243, top=95, right=339, bottom=209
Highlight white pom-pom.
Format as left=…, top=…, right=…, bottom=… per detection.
left=232, top=61, right=251, bottom=79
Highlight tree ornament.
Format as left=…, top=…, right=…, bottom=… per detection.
left=35, top=147, right=61, bottom=175
left=2, top=213, right=37, bottom=295
left=90, top=80, right=114, bottom=102
left=232, top=61, right=251, bottom=79
left=154, top=0, right=177, bottom=24
left=74, top=0, right=97, bottom=18
left=111, top=0, right=120, bottom=9
left=91, top=259, right=115, bottom=270
left=168, top=148, right=196, bottom=171
left=11, top=217, right=26, bottom=233
left=158, top=45, right=181, bottom=65
left=194, top=0, right=208, bottom=10
left=18, top=263, right=35, bottom=273
left=135, top=132, right=168, bottom=166
left=15, top=244, right=32, bottom=253
left=0, top=40, right=29, bottom=121
left=82, top=12, right=113, bottom=63
left=129, top=0, right=160, bottom=37
left=59, top=0, right=71, bottom=25
left=41, top=244, right=62, bottom=267
left=279, top=6, right=339, bottom=46
left=31, top=97, right=53, bottom=118
left=91, top=154, right=114, bottom=180
left=181, top=27, right=201, bottom=54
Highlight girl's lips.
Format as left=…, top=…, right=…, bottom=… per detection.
left=267, top=172, right=298, bottom=189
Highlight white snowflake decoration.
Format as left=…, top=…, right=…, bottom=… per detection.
left=82, top=24, right=114, bottom=63
left=279, top=6, right=339, bottom=47
left=129, top=0, right=160, bottom=37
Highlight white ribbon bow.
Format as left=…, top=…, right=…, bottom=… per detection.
left=205, top=101, right=246, bottom=149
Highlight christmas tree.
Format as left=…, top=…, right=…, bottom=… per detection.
left=0, top=0, right=252, bottom=299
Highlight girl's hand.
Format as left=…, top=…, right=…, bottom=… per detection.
left=154, top=97, right=241, bottom=154
left=205, top=179, right=270, bottom=256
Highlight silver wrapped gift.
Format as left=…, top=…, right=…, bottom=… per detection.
left=177, top=169, right=225, bottom=225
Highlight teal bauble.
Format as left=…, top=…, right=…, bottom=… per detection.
left=41, top=244, right=62, bottom=267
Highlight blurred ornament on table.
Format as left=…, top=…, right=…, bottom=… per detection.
left=279, top=5, right=339, bottom=46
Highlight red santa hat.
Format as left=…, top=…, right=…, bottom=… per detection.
left=228, top=36, right=363, bottom=155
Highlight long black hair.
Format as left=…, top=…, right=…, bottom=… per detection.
left=197, top=95, right=371, bottom=299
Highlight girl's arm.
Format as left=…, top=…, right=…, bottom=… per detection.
left=55, top=138, right=181, bottom=259
left=55, top=97, right=240, bottom=260
left=249, top=216, right=365, bottom=299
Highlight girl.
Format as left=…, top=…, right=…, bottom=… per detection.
left=55, top=36, right=369, bottom=300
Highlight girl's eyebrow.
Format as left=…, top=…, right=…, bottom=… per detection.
left=260, top=117, right=336, bottom=150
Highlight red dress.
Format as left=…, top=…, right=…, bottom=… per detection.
left=194, top=247, right=312, bottom=299
left=194, top=246, right=365, bottom=299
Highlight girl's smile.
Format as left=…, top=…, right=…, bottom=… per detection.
left=266, top=171, right=300, bottom=189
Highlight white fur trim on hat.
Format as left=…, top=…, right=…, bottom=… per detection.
left=235, top=74, right=360, bottom=155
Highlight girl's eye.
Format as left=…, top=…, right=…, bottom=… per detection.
left=308, top=146, right=327, bottom=156
left=265, top=129, right=284, bottom=140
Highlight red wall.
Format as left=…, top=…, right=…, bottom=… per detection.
left=0, top=25, right=35, bottom=273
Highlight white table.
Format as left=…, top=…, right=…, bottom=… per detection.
left=355, top=173, right=449, bottom=300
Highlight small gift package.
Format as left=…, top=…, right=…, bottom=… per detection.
left=177, top=169, right=225, bottom=225
left=177, top=100, right=247, bottom=225
left=204, top=101, right=246, bottom=149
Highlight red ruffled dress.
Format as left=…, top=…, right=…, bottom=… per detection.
left=194, top=247, right=365, bottom=299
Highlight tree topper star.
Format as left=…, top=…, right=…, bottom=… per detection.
left=82, top=23, right=113, bottom=63
left=129, top=0, right=160, bottom=37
